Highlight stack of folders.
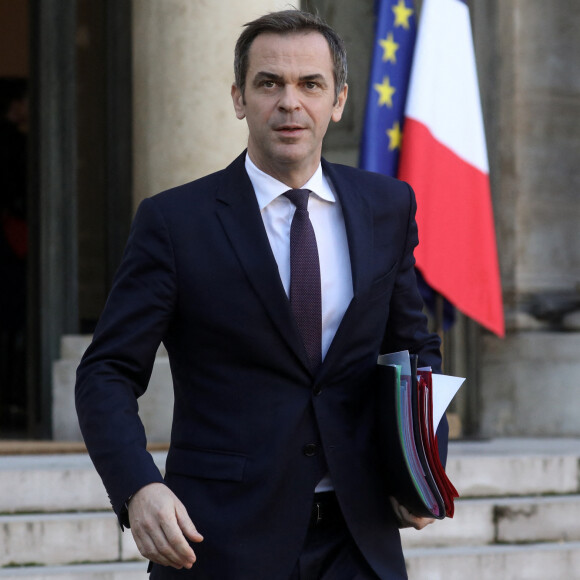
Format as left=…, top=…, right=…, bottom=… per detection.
left=376, top=350, right=465, bottom=520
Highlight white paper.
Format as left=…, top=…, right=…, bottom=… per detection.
left=377, top=350, right=465, bottom=432
left=432, top=374, right=465, bottom=431
left=377, top=350, right=411, bottom=375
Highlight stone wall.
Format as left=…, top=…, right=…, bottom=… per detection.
left=474, top=0, right=580, bottom=436
left=131, top=0, right=289, bottom=207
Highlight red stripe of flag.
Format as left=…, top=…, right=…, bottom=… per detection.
left=399, top=119, right=504, bottom=336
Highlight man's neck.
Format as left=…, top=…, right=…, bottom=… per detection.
left=246, top=152, right=321, bottom=190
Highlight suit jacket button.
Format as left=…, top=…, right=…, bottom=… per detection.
left=313, top=385, right=322, bottom=396
left=303, top=443, right=318, bottom=457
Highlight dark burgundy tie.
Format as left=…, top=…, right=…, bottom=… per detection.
left=284, top=189, right=322, bottom=372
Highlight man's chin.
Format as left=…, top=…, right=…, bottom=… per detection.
left=271, top=142, right=315, bottom=165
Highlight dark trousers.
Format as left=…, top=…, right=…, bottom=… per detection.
left=289, top=493, right=379, bottom=580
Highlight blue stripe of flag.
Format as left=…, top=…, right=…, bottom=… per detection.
left=359, top=0, right=417, bottom=177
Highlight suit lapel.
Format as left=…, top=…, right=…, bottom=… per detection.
left=323, top=160, right=374, bottom=298
left=318, top=160, right=375, bottom=375
left=214, top=153, right=312, bottom=372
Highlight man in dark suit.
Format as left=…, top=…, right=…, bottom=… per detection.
left=76, top=9, right=447, bottom=579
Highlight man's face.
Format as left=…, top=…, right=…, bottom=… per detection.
left=232, top=31, right=347, bottom=184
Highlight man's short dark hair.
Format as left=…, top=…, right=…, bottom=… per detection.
left=234, top=9, right=347, bottom=103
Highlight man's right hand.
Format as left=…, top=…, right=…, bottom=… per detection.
left=389, top=496, right=435, bottom=530
left=128, top=482, right=204, bottom=569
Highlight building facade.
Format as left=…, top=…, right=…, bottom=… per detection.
left=1, top=0, right=579, bottom=440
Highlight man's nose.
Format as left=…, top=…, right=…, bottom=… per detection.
left=278, top=85, right=301, bottom=112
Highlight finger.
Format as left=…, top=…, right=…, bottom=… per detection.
left=159, top=517, right=197, bottom=568
left=132, top=524, right=180, bottom=568
left=414, top=516, right=435, bottom=530
left=388, top=496, right=406, bottom=526
left=398, top=504, right=418, bottom=527
left=176, top=501, right=204, bottom=543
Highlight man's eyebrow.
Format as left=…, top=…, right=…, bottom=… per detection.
left=252, top=71, right=283, bottom=85
left=300, top=74, right=327, bottom=83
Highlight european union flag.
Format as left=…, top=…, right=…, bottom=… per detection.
left=360, top=0, right=417, bottom=177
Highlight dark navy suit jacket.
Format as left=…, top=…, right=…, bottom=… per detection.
left=75, top=152, right=447, bottom=579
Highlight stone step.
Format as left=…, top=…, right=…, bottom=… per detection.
left=400, top=494, right=580, bottom=549
left=0, top=512, right=143, bottom=568
left=0, top=562, right=146, bottom=580
left=404, top=541, right=580, bottom=580
left=53, top=336, right=172, bottom=442
left=1, top=438, right=579, bottom=515
left=1, top=544, right=578, bottom=580
left=445, top=437, right=580, bottom=498
left=0, top=452, right=166, bottom=513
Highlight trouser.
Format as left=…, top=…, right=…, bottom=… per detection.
left=289, top=491, right=379, bottom=580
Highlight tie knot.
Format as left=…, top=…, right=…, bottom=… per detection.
left=284, top=189, right=311, bottom=212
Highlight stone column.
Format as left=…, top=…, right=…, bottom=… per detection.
left=52, top=1, right=293, bottom=442
left=475, top=0, right=580, bottom=436
left=132, top=0, right=290, bottom=207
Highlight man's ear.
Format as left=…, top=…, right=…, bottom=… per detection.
left=231, top=84, right=246, bottom=120
left=331, top=83, right=348, bottom=123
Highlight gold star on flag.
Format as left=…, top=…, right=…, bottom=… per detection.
left=387, top=121, right=402, bottom=151
left=373, top=76, right=396, bottom=108
left=392, top=0, right=414, bottom=30
left=379, top=32, right=399, bottom=64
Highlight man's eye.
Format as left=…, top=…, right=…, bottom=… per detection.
left=262, top=80, right=276, bottom=88
left=305, top=82, right=318, bottom=90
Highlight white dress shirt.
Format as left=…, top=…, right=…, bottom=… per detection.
left=245, top=154, right=354, bottom=362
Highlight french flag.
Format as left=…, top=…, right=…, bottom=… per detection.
left=398, top=0, right=505, bottom=337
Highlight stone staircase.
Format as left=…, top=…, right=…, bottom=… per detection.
left=402, top=438, right=580, bottom=579
left=0, top=439, right=579, bottom=579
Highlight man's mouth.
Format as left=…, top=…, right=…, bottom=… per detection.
left=275, top=125, right=304, bottom=134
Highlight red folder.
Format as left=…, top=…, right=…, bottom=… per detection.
left=375, top=358, right=459, bottom=519
left=417, top=369, right=458, bottom=517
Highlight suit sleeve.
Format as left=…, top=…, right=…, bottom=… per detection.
left=380, top=182, right=449, bottom=466
left=75, top=197, right=176, bottom=519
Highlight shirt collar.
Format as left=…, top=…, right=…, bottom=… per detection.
left=245, top=153, right=336, bottom=211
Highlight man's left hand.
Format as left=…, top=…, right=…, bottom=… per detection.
left=389, top=496, right=435, bottom=530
